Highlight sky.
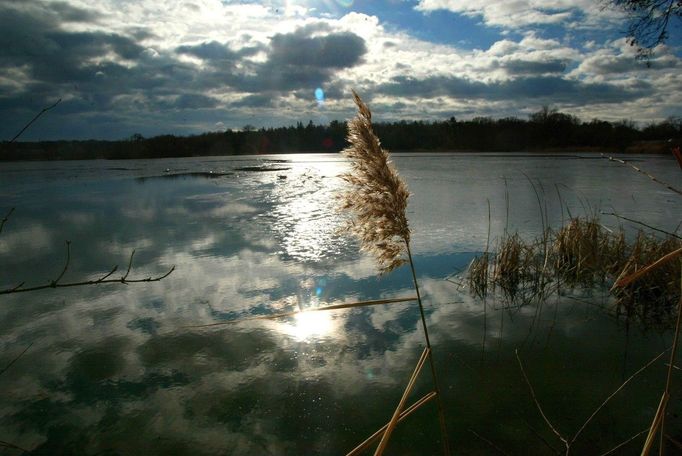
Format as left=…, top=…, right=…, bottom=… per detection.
left=1, top=0, right=681, bottom=140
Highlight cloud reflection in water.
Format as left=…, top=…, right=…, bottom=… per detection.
left=0, top=154, right=680, bottom=454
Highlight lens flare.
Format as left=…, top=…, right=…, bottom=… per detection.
left=315, top=87, right=325, bottom=105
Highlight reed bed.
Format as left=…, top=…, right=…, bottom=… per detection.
left=612, top=233, right=682, bottom=327
left=467, top=215, right=681, bottom=327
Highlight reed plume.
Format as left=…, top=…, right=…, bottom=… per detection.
left=339, top=91, right=451, bottom=456
left=339, top=90, right=411, bottom=274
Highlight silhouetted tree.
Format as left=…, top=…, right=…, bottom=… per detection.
left=606, top=0, right=682, bottom=60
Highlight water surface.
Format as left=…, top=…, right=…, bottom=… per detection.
left=1, top=153, right=681, bottom=455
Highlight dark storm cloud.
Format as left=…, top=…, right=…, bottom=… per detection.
left=0, top=2, right=225, bottom=139
left=230, top=93, right=276, bottom=108
left=176, top=26, right=367, bottom=93
left=176, top=41, right=261, bottom=61
left=172, top=93, right=220, bottom=109
left=376, top=74, right=651, bottom=105
left=0, top=0, right=369, bottom=140
left=267, top=28, right=367, bottom=68
left=0, top=4, right=144, bottom=87
left=502, top=58, right=567, bottom=75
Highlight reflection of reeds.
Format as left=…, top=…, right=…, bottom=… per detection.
left=340, top=91, right=450, bottom=456
left=468, top=253, right=490, bottom=298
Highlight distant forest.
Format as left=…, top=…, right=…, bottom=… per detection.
left=2, top=108, right=681, bottom=160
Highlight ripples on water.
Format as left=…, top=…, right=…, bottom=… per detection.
left=0, top=153, right=680, bottom=454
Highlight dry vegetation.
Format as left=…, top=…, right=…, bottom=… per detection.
left=467, top=214, right=681, bottom=327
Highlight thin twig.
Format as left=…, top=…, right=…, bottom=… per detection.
left=598, top=428, right=649, bottom=456
left=601, top=212, right=682, bottom=240
left=0, top=343, right=33, bottom=378
left=184, top=296, right=418, bottom=329
left=122, top=249, right=135, bottom=281
left=570, top=347, right=670, bottom=446
left=9, top=99, right=62, bottom=143
left=467, top=429, right=510, bottom=456
left=515, top=348, right=569, bottom=452
left=0, top=207, right=14, bottom=235
left=601, top=154, right=682, bottom=196
left=665, top=433, right=682, bottom=451
left=516, top=413, right=561, bottom=455
left=0, top=440, right=29, bottom=453
left=52, top=241, right=71, bottom=286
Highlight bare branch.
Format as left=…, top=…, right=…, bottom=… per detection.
left=515, top=349, right=569, bottom=451
left=0, top=440, right=29, bottom=453
left=601, top=211, right=682, bottom=240
left=52, top=241, right=71, bottom=287
left=598, top=428, right=649, bottom=456
left=570, top=347, right=670, bottom=446
left=9, top=99, right=61, bottom=143
left=122, top=249, right=135, bottom=281
left=0, top=208, right=14, bottom=235
left=606, top=0, right=681, bottom=61
left=0, top=343, right=33, bottom=378
left=1, top=249, right=174, bottom=295
left=467, top=429, right=510, bottom=456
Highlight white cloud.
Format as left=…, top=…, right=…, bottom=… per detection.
left=0, top=0, right=680, bottom=139
left=415, top=0, right=622, bottom=29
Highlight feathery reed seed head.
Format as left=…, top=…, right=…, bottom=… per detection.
left=339, top=90, right=411, bottom=273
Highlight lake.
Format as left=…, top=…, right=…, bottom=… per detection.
left=0, top=153, right=681, bottom=455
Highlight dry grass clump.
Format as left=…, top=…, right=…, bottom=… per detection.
left=467, top=253, right=490, bottom=298
left=492, top=234, right=537, bottom=301
left=338, top=90, right=411, bottom=274
left=468, top=233, right=552, bottom=303
left=553, top=217, right=619, bottom=287
left=613, top=233, right=681, bottom=327
left=467, top=215, right=681, bottom=326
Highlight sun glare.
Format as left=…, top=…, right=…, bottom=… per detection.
left=285, top=310, right=335, bottom=341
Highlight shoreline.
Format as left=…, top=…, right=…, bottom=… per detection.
left=0, top=146, right=675, bottom=163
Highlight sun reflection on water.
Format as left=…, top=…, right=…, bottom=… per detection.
left=286, top=310, right=335, bottom=342
left=276, top=277, right=339, bottom=342
left=269, top=158, right=352, bottom=262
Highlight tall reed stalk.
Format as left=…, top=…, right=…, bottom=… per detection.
left=339, top=90, right=451, bottom=455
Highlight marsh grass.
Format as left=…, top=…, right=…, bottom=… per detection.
left=612, top=233, right=682, bottom=326
left=467, top=214, right=681, bottom=327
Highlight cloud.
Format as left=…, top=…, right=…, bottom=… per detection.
left=0, top=0, right=679, bottom=139
left=267, top=26, right=367, bottom=69
left=176, top=41, right=260, bottom=61
left=171, top=93, right=219, bottom=109
left=416, top=0, right=578, bottom=27
left=375, top=73, right=649, bottom=105
left=500, top=58, right=567, bottom=75
left=415, top=0, right=620, bottom=29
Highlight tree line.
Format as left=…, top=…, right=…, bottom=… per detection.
left=2, top=108, right=681, bottom=160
